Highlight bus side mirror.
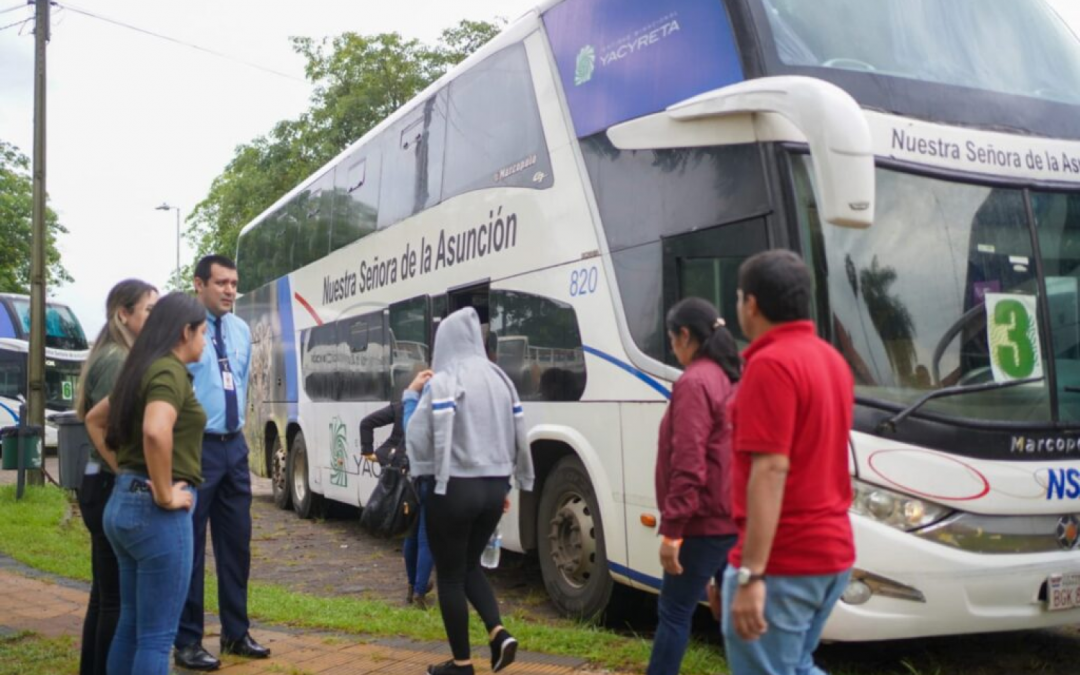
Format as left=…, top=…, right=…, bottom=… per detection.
left=609, top=76, right=875, bottom=229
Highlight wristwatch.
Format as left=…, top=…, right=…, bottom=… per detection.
left=736, top=566, right=766, bottom=587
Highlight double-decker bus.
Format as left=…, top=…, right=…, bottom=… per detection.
left=0, top=293, right=89, bottom=447
left=234, top=0, right=1080, bottom=640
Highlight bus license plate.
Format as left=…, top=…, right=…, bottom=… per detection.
left=1047, top=574, right=1080, bottom=612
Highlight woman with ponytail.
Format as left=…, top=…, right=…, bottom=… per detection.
left=647, top=297, right=741, bottom=675
left=75, top=279, right=157, bottom=675
left=84, top=292, right=208, bottom=675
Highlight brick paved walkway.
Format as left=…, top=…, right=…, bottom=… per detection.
left=0, top=556, right=593, bottom=675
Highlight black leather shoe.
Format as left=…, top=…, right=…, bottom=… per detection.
left=174, top=643, right=221, bottom=671
left=220, top=632, right=271, bottom=659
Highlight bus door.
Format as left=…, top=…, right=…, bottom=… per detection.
left=443, top=281, right=495, bottom=359
left=624, top=216, right=769, bottom=588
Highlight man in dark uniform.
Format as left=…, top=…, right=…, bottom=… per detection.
left=174, top=255, right=270, bottom=671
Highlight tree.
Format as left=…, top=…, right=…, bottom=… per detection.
left=187, top=19, right=502, bottom=266
left=0, top=140, right=73, bottom=294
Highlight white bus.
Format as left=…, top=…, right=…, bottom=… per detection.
left=234, top=0, right=1080, bottom=640
left=0, top=293, right=89, bottom=447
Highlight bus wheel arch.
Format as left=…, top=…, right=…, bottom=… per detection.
left=288, top=426, right=324, bottom=519
left=529, top=435, right=615, bottom=621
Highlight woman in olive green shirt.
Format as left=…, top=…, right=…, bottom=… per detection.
left=84, top=292, right=207, bottom=675
left=74, top=278, right=157, bottom=675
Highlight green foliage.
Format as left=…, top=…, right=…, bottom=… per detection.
left=187, top=19, right=502, bottom=269
left=0, top=141, right=73, bottom=293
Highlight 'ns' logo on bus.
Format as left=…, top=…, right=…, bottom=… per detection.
left=575, top=45, right=596, bottom=86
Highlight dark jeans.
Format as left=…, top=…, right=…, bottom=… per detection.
left=404, top=477, right=434, bottom=593
left=177, top=434, right=253, bottom=647
left=104, top=474, right=196, bottom=675
left=425, top=476, right=508, bottom=661
left=78, top=469, right=120, bottom=675
left=646, top=535, right=737, bottom=675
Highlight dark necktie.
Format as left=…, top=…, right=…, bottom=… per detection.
left=212, top=316, right=239, bottom=432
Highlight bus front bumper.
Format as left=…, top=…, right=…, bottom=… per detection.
left=823, top=519, right=1080, bottom=641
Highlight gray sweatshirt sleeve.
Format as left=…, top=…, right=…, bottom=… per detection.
left=405, top=388, right=436, bottom=478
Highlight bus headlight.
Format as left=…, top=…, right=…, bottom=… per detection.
left=851, top=479, right=951, bottom=531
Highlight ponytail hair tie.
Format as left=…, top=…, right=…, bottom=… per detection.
left=714, top=317, right=725, bottom=329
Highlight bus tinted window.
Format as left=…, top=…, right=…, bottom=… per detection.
left=443, top=44, right=552, bottom=199
left=490, top=291, right=587, bottom=401
left=0, top=351, right=23, bottom=399
left=378, top=93, right=448, bottom=229
left=301, top=311, right=389, bottom=403
left=333, top=153, right=379, bottom=252
left=294, top=171, right=334, bottom=269
left=9, top=300, right=88, bottom=351
left=390, top=296, right=430, bottom=399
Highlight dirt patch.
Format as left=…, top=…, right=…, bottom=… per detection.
left=207, top=474, right=567, bottom=624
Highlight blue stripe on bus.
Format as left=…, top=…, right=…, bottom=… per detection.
left=608, top=562, right=661, bottom=590
left=0, top=401, right=18, bottom=424
left=580, top=346, right=671, bottom=400
left=277, top=277, right=298, bottom=403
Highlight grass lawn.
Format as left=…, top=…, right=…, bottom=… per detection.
left=0, top=632, right=78, bottom=675
left=0, top=485, right=728, bottom=674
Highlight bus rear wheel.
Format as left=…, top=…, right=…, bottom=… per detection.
left=288, top=432, right=323, bottom=519
left=270, top=435, right=291, bottom=510
left=537, top=455, right=614, bottom=621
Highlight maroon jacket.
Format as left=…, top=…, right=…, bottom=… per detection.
left=655, top=358, right=738, bottom=539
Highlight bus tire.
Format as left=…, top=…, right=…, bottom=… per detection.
left=537, top=455, right=614, bottom=621
left=270, top=435, right=291, bottom=511
left=288, top=432, right=323, bottom=519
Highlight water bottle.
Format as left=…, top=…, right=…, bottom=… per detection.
left=481, top=524, right=502, bottom=569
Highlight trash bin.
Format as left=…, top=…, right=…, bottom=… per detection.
left=0, top=425, right=43, bottom=471
left=52, top=411, right=91, bottom=489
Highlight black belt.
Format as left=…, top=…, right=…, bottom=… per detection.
left=205, top=430, right=241, bottom=443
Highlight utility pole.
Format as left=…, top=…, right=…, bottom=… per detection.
left=27, top=0, right=51, bottom=487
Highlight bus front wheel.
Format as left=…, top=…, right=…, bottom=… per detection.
left=288, top=432, right=324, bottom=519
left=537, top=455, right=614, bottom=621
left=270, top=435, right=291, bottom=510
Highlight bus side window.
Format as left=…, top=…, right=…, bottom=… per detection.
left=378, top=92, right=448, bottom=229
left=333, top=153, right=380, bottom=252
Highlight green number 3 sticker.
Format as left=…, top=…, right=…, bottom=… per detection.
left=989, top=296, right=1041, bottom=381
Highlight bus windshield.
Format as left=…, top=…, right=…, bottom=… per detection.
left=795, top=156, right=1080, bottom=425
left=9, top=300, right=88, bottom=351
left=760, top=0, right=1080, bottom=106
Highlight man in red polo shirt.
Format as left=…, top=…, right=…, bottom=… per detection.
left=722, top=250, right=855, bottom=675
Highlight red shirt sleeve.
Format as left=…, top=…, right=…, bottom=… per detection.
left=659, top=375, right=712, bottom=539
left=734, top=357, right=797, bottom=456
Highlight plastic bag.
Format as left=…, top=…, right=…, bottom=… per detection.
left=360, top=464, right=418, bottom=537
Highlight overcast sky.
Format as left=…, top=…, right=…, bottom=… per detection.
left=1, top=0, right=1079, bottom=338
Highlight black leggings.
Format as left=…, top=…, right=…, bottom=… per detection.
left=78, top=471, right=121, bottom=675
left=425, top=476, right=508, bottom=661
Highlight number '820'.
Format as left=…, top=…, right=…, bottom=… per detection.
left=570, top=266, right=599, bottom=297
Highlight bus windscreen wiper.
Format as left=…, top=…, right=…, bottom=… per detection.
left=876, top=376, right=1044, bottom=435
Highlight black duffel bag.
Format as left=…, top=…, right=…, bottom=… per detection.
left=360, top=449, right=418, bottom=537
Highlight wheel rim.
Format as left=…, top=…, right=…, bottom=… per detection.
left=292, top=448, right=307, bottom=504
left=546, top=492, right=598, bottom=589
left=272, top=443, right=287, bottom=496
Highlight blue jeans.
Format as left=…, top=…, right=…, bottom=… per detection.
left=404, top=477, right=434, bottom=594
left=103, top=474, right=196, bottom=675
left=721, top=567, right=852, bottom=675
left=646, top=535, right=736, bottom=675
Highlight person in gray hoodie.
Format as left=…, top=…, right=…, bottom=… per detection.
left=406, top=307, right=535, bottom=675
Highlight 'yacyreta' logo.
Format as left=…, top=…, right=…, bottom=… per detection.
left=575, top=45, right=595, bottom=86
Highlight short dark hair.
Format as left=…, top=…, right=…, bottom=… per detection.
left=738, top=250, right=813, bottom=323
left=194, top=254, right=237, bottom=282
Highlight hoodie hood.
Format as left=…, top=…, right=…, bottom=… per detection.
left=432, top=307, right=488, bottom=372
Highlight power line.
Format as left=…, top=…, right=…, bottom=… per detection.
left=54, top=2, right=307, bottom=84
left=0, top=16, right=31, bottom=32
left=0, top=3, right=30, bottom=16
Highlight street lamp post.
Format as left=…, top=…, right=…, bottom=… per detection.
left=155, top=203, right=180, bottom=286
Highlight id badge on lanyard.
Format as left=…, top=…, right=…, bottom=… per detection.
left=222, top=370, right=235, bottom=391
